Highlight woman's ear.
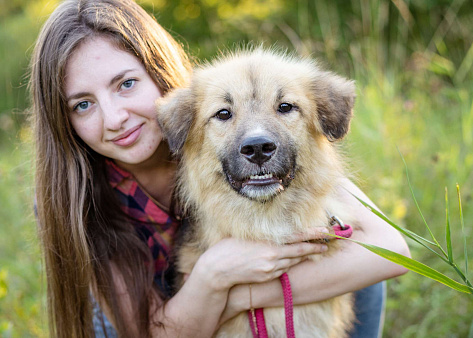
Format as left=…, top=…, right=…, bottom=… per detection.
left=312, top=71, right=356, bottom=141
left=156, top=87, right=195, bottom=155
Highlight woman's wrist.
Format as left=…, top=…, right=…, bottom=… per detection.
left=218, top=283, right=252, bottom=325
left=233, top=284, right=252, bottom=312
left=191, top=255, right=231, bottom=294
left=227, top=278, right=282, bottom=313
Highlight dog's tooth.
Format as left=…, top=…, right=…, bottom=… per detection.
left=249, top=174, right=277, bottom=180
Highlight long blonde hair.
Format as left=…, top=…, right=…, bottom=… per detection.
left=29, top=0, right=191, bottom=336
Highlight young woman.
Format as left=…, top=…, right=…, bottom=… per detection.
left=30, top=0, right=410, bottom=337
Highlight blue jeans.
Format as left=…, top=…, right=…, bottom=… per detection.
left=92, top=282, right=386, bottom=337
left=92, top=298, right=118, bottom=338
left=350, top=281, right=386, bottom=338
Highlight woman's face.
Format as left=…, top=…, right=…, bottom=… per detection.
left=65, top=36, right=163, bottom=167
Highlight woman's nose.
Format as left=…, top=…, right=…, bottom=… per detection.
left=101, top=100, right=129, bottom=131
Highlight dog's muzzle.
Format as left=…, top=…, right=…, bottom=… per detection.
left=222, top=135, right=296, bottom=202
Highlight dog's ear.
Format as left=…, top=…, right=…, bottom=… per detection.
left=312, top=72, right=356, bottom=141
left=156, top=87, right=195, bottom=154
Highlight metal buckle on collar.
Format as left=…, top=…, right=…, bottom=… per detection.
left=329, top=215, right=347, bottom=230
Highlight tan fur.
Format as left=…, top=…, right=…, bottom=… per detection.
left=157, top=48, right=357, bottom=337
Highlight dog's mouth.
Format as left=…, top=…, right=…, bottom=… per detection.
left=225, top=167, right=296, bottom=202
left=242, top=173, right=281, bottom=188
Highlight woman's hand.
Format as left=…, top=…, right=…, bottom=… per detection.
left=195, top=228, right=330, bottom=292
left=177, top=228, right=329, bottom=326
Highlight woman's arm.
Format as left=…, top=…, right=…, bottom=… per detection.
left=221, top=178, right=411, bottom=322
left=105, top=236, right=329, bottom=336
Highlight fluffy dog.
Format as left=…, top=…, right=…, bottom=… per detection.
left=156, top=49, right=357, bottom=337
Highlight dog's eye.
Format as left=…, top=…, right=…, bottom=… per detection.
left=215, top=109, right=232, bottom=121
left=278, top=103, right=293, bottom=113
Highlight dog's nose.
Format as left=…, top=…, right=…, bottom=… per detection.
left=240, top=136, right=277, bottom=166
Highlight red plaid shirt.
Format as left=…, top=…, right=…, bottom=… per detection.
left=106, top=160, right=180, bottom=296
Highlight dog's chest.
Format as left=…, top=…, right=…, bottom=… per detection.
left=193, top=189, right=353, bottom=247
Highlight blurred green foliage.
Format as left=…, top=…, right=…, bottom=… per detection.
left=1, top=0, right=472, bottom=336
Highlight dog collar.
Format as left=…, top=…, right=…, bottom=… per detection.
left=328, top=214, right=353, bottom=238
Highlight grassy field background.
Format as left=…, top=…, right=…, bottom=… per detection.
left=1, top=0, right=472, bottom=336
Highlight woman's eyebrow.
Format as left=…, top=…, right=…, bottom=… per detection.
left=66, top=68, right=139, bottom=102
left=67, top=91, right=90, bottom=102
left=108, top=68, right=138, bottom=87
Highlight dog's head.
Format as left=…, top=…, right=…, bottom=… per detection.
left=157, top=49, right=355, bottom=202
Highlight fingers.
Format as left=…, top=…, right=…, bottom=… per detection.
left=197, top=237, right=329, bottom=287
left=276, top=257, right=306, bottom=271
left=277, top=242, right=328, bottom=259
left=255, top=257, right=307, bottom=282
left=286, top=227, right=331, bottom=243
left=249, top=244, right=327, bottom=283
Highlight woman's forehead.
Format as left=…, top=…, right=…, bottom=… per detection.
left=64, top=36, right=144, bottom=95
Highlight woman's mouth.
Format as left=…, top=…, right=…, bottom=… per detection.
left=111, top=124, right=143, bottom=147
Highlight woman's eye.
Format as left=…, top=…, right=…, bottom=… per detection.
left=73, top=101, right=91, bottom=113
left=215, top=109, right=232, bottom=121
left=121, top=79, right=136, bottom=90
left=278, top=103, right=294, bottom=113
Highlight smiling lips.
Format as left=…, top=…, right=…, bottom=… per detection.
left=111, top=124, right=143, bottom=146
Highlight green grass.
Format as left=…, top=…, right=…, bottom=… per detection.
left=347, top=69, right=473, bottom=337
left=0, top=129, right=48, bottom=337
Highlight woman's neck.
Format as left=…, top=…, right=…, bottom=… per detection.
left=115, top=142, right=177, bottom=210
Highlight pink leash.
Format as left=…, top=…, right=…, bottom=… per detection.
left=248, top=307, right=269, bottom=338
left=280, top=273, right=295, bottom=337
left=332, top=224, right=353, bottom=238
left=249, top=273, right=293, bottom=338
left=248, top=223, right=353, bottom=338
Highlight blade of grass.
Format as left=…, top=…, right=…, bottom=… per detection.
left=457, top=184, right=468, bottom=275
left=329, top=235, right=473, bottom=294
left=353, top=194, right=435, bottom=245
left=352, top=187, right=472, bottom=289
left=451, top=262, right=473, bottom=288
left=352, top=194, right=449, bottom=263
left=445, top=187, right=453, bottom=263
left=398, top=148, right=448, bottom=258
left=453, top=42, right=473, bottom=85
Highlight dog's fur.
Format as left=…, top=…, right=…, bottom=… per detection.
left=156, top=49, right=357, bottom=338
